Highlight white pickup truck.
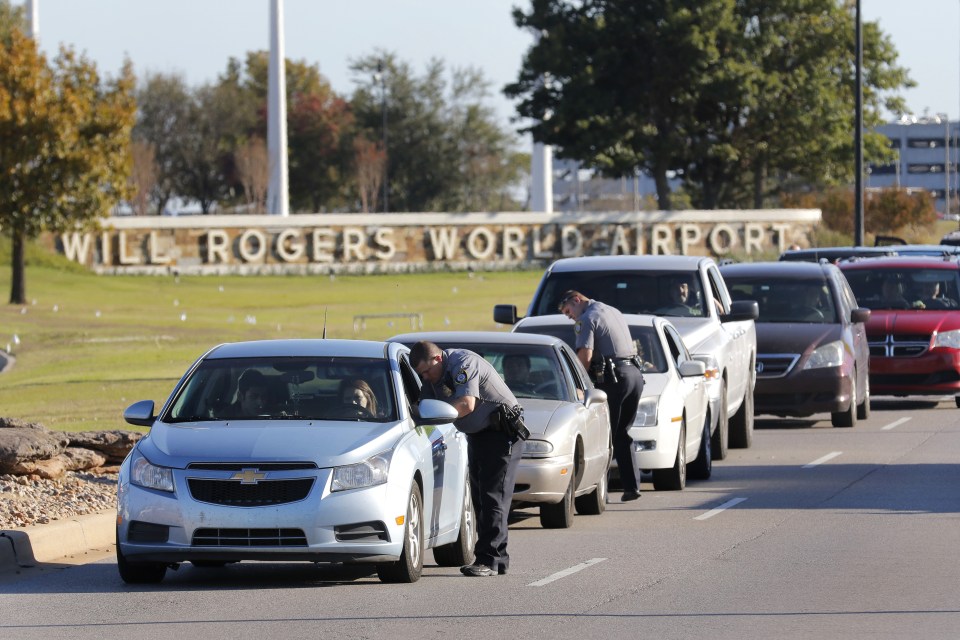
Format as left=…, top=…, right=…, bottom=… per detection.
left=494, top=255, right=758, bottom=458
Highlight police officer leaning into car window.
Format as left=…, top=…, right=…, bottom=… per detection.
left=410, top=340, right=523, bottom=577
left=558, top=290, right=645, bottom=502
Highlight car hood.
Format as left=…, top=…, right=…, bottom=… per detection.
left=667, top=317, right=714, bottom=352
left=755, top=323, right=841, bottom=353
left=138, top=420, right=404, bottom=469
left=866, top=309, right=960, bottom=335
left=517, top=399, right=582, bottom=438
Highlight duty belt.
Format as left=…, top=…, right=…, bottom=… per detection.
left=611, top=357, right=640, bottom=367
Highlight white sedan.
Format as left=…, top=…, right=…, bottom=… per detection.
left=513, top=314, right=711, bottom=491
left=117, top=339, right=473, bottom=584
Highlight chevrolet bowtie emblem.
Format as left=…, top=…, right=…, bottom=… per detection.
left=232, top=468, right=267, bottom=484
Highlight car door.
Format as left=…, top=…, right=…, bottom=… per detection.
left=663, top=323, right=708, bottom=446
left=556, top=343, right=611, bottom=487
left=837, top=272, right=870, bottom=398
left=398, top=354, right=467, bottom=540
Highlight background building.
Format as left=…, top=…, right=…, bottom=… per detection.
left=869, top=115, right=960, bottom=216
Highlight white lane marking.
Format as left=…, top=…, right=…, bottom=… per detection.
left=803, top=451, right=843, bottom=469
left=527, top=558, right=607, bottom=587
left=694, top=497, right=748, bottom=521
left=882, top=417, right=911, bottom=431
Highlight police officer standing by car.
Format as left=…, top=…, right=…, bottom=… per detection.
left=410, top=340, right=525, bottom=577
left=558, top=290, right=645, bottom=501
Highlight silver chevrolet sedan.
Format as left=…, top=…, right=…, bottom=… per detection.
left=389, top=331, right=612, bottom=529
left=116, top=339, right=473, bottom=584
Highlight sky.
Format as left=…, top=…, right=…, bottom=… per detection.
left=28, top=0, right=960, bottom=135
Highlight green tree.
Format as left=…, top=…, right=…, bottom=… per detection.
left=351, top=53, right=522, bottom=212
left=508, top=0, right=911, bottom=210
left=134, top=72, right=192, bottom=214
left=0, top=26, right=136, bottom=304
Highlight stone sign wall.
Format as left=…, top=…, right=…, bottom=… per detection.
left=42, top=209, right=820, bottom=275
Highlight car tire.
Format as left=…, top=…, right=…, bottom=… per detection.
left=729, top=378, right=754, bottom=449
left=377, top=484, right=424, bottom=583
left=955, top=396, right=960, bottom=409
left=116, top=532, right=166, bottom=584
left=687, top=414, right=713, bottom=481
left=653, top=420, right=687, bottom=491
left=540, top=475, right=575, bottom=529
left=831, top=397, right=857, bottom=428
left=856, top=372, right=871, bottom=420
left=432, top=481, right=476, bottom=567
left=711, top=380, right=729, bottom=460
left=574, top=467, right=607, bottom=515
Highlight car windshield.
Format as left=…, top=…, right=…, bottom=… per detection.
left=432, top=343, right=569, bottom=401
left=164, top=356, right=397, bottom=422
left=842, top=268, right=960, bottom=311
left=725, top=278, right=837, bottom=323
left=513, top=325, right=668, bottom=374
left=533, top=270, right=707, bottom=318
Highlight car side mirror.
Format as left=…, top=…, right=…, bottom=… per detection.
left=493, top=304, right=519, bottom=325
left=723, top=300, right=759, bottom=322
left=414, top=399, right=459, bottom=426
left=584, top=388, right=607, bottom=407
left=678, top=360, right=707, bottom=377
left=851, top=307, right=871, bottom=324
left=124, top=400, right=156, bottom=427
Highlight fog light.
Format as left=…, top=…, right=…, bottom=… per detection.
left=633, top=440, right=657, bottom=452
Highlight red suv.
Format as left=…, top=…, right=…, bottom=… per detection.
left=839, top=256, right=960, bottom=405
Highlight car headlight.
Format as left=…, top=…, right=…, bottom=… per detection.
left=130, top=453, right=175, bottom=493
left=803, top=340, right=844, bottom=370
left=633, top=396, right=659, bottom=427
left=934, top=329, right=960, bottom=349
left=522, top=439, right=554, bottom=456
left=331, top=450, right=394, bottom=492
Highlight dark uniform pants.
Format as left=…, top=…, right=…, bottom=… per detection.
left=599, top=364, right=644, bottom=493
left=465, top=428, right=523, bottom=572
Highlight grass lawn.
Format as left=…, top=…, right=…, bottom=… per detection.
left=0, top=257, right=543, bottom=432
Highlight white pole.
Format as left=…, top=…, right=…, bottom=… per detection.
left=26, top=0, right=38, bottom=39
left=529, top=30, right=553, bottom=213
left=267, top=0, right=289, bottom=216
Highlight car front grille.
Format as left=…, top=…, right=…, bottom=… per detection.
left=192, top=528, right=307, bottom=547
left=188, top=478, right=314, bottom=507
left=868, top=334, right=930, bottom=358
left=756, top=354, right=799, bottom=378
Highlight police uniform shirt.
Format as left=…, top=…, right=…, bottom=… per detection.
left=574, top=299, right=637, bottom=358
left=422, top=348, right=518, bottom=434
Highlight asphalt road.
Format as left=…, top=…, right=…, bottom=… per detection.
left=2, top=397, right=958, bottom=640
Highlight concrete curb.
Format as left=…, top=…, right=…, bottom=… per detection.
left=0, top=510, right=115, bottom=573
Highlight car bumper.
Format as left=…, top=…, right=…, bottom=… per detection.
left=754, top=368, right=853, bottom=416
left=868, top=350, right=960, bottom=395
left=625, top=423, right=683, bottom=470
left=117, top=470, right=409, bottom=564
left=512, top=453, right=575, bottom=504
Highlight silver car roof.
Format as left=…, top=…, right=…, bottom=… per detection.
left=514, top=313, right=660, bottom=330
left=548, top=255, right=710, bottom=272
left=388, top=331, right=564, bottom=347
left=205, top=339, right=396, bottom=360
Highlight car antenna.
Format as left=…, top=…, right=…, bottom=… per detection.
left=322, top=308, right=328, bottom=339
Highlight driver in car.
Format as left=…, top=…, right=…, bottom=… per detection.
left=339, top=378, right=379, bottom=418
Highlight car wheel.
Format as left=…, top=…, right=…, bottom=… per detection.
left=955, top=396, right=960, bottom=409
left=377, top=484, right=424, bottom=583
left=831, top=396, right=857, bottom=428
left=687, top=413, right=712, bottom=481
left=710, top=380, right=729, bottom=460
left=653, top=420, right=687, bottom=491
left=540, top=475, right=575, bottom=529
left=432, top=481, right=476, bottom=567
left=729, top=378, right=754, bottom=449
left=116, top=531, right=166, bottom=584
left=856, top=371, right=871, bottom=420
left=574, top=466, right=607, bottom=515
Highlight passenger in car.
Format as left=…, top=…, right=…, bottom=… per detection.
left=502, top=354, right=538, bottom=396
left=220, top=369, right=270, bottom=418
left=880, top=279, right=911, bottom=309
left=339, top=378, right=379, bottom=418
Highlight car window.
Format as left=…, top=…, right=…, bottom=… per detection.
left=629, top=326, right=668, bottom=373
left=532, top=270, right=706, bottom=317
left=164, top=356, right=398, bottom=422
left=556, top=345, right=588, bottom=401
left=430, top=343, right=569, bottom=401
left=842, top=267, right=960, bottom=311
left=662, top=324, right=693, bottom=369
left=725, top=278, right=836, bottom=323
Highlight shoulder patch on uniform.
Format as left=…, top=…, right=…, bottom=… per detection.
left=454, top=368, right=468, bottom=385
left=574, top=320, right=582, bottom=334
